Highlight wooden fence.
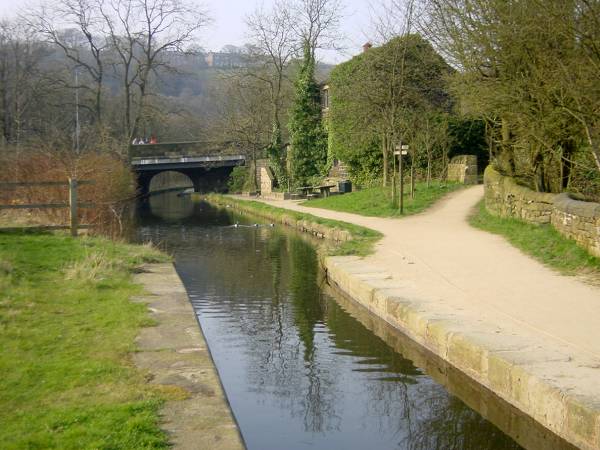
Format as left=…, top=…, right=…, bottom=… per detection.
left=0, top=179, right=94, bottom=237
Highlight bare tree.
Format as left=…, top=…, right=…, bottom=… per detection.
left=98, top=0, right=209, bottom=142
left=369, top=0, right=416, bottom=188
left=246, top=1, right=296, bottom=140
left=246, top=1, right=297, bottom=184
left=29, top=0, right=107, bottom=125
left=0, top=21, right=51, bottom=147
left=291, top=0, right=345, bottom=61
left=209, top=72, right=272, bottom=189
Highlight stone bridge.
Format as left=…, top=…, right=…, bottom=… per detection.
left=130, top=141, right=246, bottom=196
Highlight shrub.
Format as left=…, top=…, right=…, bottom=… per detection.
left=227, top=166, right=249, bottom=193
left=0, top=148, right=136, bottom=237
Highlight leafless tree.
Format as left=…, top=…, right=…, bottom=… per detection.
left=29, top=0, right=107, bottom=125
left=246, top=1, right=297, bottom=139
left=98, top=0, right=209, bottom=143
left=367, top=0, right=416, bottom=187
left=0, top=21, right=51, bottom=147
left=208, top=72, right=273, bottom=189
left=291, top=0, right=345, bottom=60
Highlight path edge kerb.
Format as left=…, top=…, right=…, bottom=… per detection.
left=324, top=255, right=600, bottom=450
left=132, top=263, right=245, bottom=450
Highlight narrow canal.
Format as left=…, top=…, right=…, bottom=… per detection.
left=135, top=192, right=573, bottom=450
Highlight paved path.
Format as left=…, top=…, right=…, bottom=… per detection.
left=258, top=186, right=600, bottom=360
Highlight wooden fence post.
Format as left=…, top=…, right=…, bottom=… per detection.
left=69, top=178, right=78, bottom=237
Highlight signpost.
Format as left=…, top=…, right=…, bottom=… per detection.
left=394, top=144, right=409, bottom=214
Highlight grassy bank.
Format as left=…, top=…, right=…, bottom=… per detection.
left=303, top=182, right=463, bottom=217
left=0, top=232, right=173, bottom=449
left=470, top=201, right=600, bottom=276
left=206, top=194, right=382, bottom=256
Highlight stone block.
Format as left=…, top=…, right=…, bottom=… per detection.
left=565, top=397, right=600, bottom=449
left=447, top=333, right=487, bottom=378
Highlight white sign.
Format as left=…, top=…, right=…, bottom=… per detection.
left=401, top=144, right=409, bottom=150
left=394, top=150, right=408, bottom=156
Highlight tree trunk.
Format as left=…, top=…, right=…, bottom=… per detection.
left=0, top=63, right=9, bottom=143
left=382, top=135, right=388, bottom=187
left=427, top=154, right=432, bottom=188
left=125, top=82, right=131, bottom=140
left=252, top=148, right=258, bottom=191
left=501, top=117, right=516, bottom=175
left=95, top=77, right=102, bottom=126
left=410, top=162, right=415, bottom=199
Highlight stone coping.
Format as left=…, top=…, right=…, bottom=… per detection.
left=132, top=263, right=245, bottom=450
left=554, top=193, right=600, bottom=218
left=324, top=256, right=600, bottom=450
left=323, top=281, right=578, bottom=450
left=485, top=167, right=556, bottom=204
left=207, top=195, right=353, bottom=243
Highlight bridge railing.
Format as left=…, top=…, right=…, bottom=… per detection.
left=129, top=141, right=244, bottom=160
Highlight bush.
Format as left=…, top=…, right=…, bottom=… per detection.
left=227, top=166, right=250, bottom=193
left=0, top=148, right=136, bottom=237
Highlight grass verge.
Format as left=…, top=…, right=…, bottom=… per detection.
left=302, top=182, right=463, bottom=217
left=206, top=194, right=382, bottom=256
left=469, top=201, right=600, bottom=276
left=0, top=232, right=173, bottom=449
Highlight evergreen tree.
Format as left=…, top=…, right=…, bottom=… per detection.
left=288, top=43, right=327, bottom=187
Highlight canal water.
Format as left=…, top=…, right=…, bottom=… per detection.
left=135, top=193, right=573, bottom=450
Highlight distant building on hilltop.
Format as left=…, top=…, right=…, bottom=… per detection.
left=204, top=51, right=247, bottom=69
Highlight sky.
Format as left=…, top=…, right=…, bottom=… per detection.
left=0, top=0, right=377, bottom=64
left=201, top=0, right=376, bottom=63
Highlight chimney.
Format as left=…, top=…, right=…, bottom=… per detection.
left=362, top=42, right=373, bottom=53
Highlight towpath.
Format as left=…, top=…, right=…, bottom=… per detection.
left=257, top=185, right=600, bottom=360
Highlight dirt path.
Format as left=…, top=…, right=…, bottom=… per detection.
left=258, top=186, right=600, bottom=360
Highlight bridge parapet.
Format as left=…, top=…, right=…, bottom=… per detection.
left=131, top=154, right=246, bottom=172
left=129, top=141, right=242, bottom=160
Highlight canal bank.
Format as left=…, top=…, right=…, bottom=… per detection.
left=215, top=189, right=600, bottom=450
left=137, top=192, right=544, bottom=449
left=133, top=263, right=244, bottom=450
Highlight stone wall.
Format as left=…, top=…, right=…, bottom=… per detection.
left=484, top=167, right=555, bottom=224
left=552, top=194, right=600, bottom=257
left=484, top=166, right=600, bottom=257
left=259, top=166, right=274, bottom=195
left=254, top=159, right=272, bottom=195
left=448, top=155, right=478, bottom=185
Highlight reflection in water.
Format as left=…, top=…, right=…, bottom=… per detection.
left=135, top=193, right=573, bottom=450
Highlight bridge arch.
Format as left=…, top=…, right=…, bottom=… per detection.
left=129, top=143, right=246, bottom=196
left=148, top=170, right=194, bottom=194
left=137, top=166, right=240, bottom=197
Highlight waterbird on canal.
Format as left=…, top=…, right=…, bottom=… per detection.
left=230, top=223, right=275, bottom=229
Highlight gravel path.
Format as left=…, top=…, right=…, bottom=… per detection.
left=258, top=185, right=600, bottom=360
